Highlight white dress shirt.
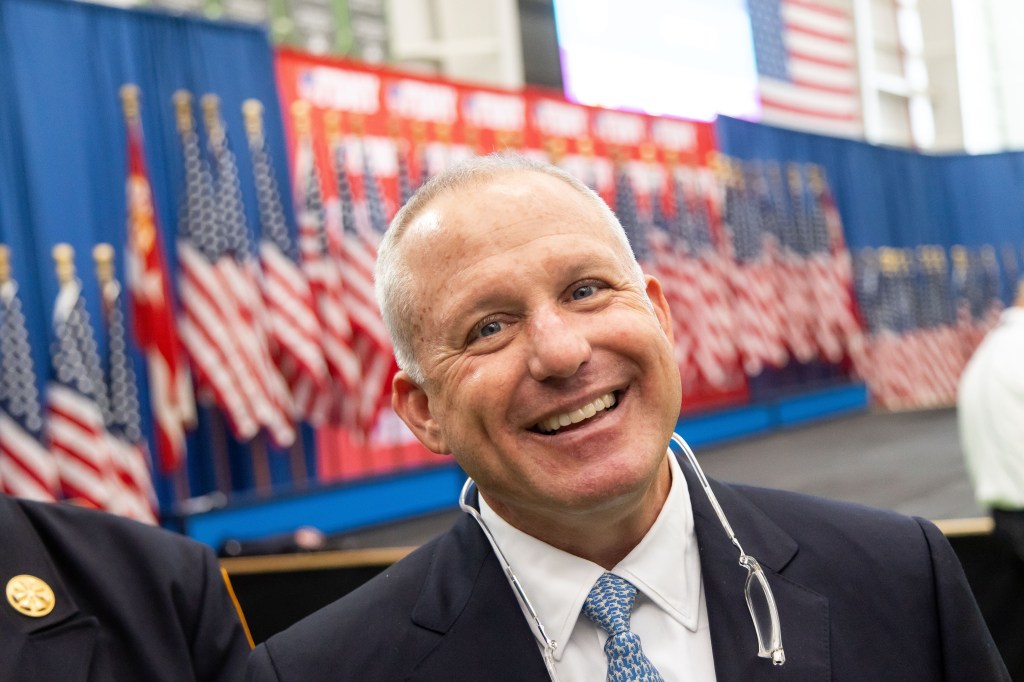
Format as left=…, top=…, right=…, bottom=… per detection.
left=958, top=307, right=1024, bottom=509
left=479, top=453, right=717, bottom=681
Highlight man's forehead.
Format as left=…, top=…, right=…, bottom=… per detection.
left=404, top=170, right=604, bottom=248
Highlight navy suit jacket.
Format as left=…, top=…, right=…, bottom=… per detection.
left=0, top=495, right=250, bottom=681
left=248, top=460, right=1009, bottom=681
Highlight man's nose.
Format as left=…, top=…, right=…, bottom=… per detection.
left=526, top=306, right=592, bottom=380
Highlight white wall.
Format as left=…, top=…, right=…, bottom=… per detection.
left=387, top=0, right=523, bottom=88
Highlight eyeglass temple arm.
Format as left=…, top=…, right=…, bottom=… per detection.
left=669, top=433, right=745, bottom=555
left=670, top=432, right=786, bottom=666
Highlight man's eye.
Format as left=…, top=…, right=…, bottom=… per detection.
left=571, top=284, right=596, bottom=300
left=479, top=321, right=503, bottom=338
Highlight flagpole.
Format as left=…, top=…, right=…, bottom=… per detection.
left=288, top=434, right=308, bottom=491
left=245, top=98, right=312, bottom=492
left=207, top=405, right=233, bottom=496
left=251, top=432, right=271, bottom=495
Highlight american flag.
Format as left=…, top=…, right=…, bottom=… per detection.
left=903, top=252, right=950, bottom=407
left=791, top=164, right=844, bottom=362
left=0, top=273, right=59, bottom=501
left=396, top=137, right=419, bottom=206
left=724, top=159, right=788, bottom=376
left=748, top=0, right=862, bottom=138
left=294, top=129, right=360, bottom=411
left=205, top=104, right=295, bottom=448
left=98, top=268, right=159, bottom=524
left=613, top=162, right=649, bottom=264
left=911, top=247, right=962, bottom=405
left=345, top=140, right=397, bottom=435
left=47, top=270, right=117, bottom=511
left=867, top=248, right=917, bottom=408
left=174, top=95, right=260, bottom=442
left=764, top=162, right=817, bottom=363
left=123, top=107, right=194, bottom=474
left=245, top=101, right=330, bottom=425
left=648, top=168, right=699, bottom=388
left=626, top=161, right=739, bottom=390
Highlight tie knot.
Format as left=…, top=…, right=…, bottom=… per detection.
left=582, top=573, right=638, bottom=635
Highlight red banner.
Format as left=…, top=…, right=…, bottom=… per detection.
left=274, top=49, right=742, bottom=482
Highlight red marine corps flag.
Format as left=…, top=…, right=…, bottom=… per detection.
left=120, top=85, right=195, bottom=477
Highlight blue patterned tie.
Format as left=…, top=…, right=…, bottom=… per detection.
left=582, top=572, right=666, bottom=682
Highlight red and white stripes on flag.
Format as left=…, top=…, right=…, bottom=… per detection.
left=749, top=0, right=862, bottom=138
left=334, top=138, right=398, bottom=435
left=294, top=132, right=361, bottom=408
left=245, top=104, right=330, bottom=424
left=175, top=103, right=261, bottom=442
left=124, top=115, right=194, bottom=474
left=0, top=277, right=59, bottom=501
left=99, top=273, right=158, bottom=524
left=205, top=107, right=296, bottom=449
left=47, top=278, right=117, bottom=511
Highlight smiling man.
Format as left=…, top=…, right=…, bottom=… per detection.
left=247, top=155, right=1008, bottom=681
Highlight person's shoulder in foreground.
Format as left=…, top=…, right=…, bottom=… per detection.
left=1, top=494, right=250, bottom=681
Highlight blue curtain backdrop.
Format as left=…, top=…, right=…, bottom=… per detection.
left=0, top=0, right=306, bottom=517
left=715, top=116, right=1024, bottom=249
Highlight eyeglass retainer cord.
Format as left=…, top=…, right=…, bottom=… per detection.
left=458, top=431, right=786, bottom=681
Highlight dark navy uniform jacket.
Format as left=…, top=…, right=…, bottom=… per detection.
left=0, top=494, right=249, bottom=681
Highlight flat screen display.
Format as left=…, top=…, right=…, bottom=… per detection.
left=552, top=0, right=760, bottom=121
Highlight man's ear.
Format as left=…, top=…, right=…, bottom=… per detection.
left=392, top=371, right=450, bottom=455
left=644, top=274, right=675, bottom=344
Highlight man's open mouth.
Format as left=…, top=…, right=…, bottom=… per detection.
left=531, top=391, right=620, bottom=435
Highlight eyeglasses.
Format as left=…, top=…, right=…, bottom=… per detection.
left=670, top=433, right=785, bottom=665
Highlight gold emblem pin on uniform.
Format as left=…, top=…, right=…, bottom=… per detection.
left=6, top=575, right=56, bottom=618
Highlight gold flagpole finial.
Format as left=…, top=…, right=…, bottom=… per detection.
left=576, top=136, right=593, bottom=158
left=0, top=245, right=10, bottom=285
left=410, top=119, right=427, bottom=144
left=434, top=122, right=452, bottom=144
left=350, top=113, right=366, bottom=136
left=786, top=162, right=802, bottom=191
left=323, top=109, right=342, bottom=143
left=173, top=90, right=194, bottom=134
left=200, top=94, right=224, bottom=145
left=92, top=243, right=115, bottom=285
left=52, top=243, right=76, bottom=285
left=293, top=100, right=314, bottom=138
left=242, top=99, right=264, bottom=139
left=544, top=137, right=567, bottom=163
left=120, top=84, right=141, bottom=123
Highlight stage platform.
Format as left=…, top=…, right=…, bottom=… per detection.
left=185, top=383, right=874, bottom=549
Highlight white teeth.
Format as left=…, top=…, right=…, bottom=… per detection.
left=536, top=392, right=617, bottom=433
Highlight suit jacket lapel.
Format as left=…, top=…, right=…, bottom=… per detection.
left=407, top=500, right=550, bottom=681
left=405, top=463, right=832, bottom=681
left=681, top=461, right=831, bottom=681
left=0, top=498, right=98, bottom=681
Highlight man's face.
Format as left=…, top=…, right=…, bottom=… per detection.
left=393, top=170, right=682, bottom=529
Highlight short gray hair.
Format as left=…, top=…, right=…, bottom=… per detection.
left=374, top=153, right=643, bottom=384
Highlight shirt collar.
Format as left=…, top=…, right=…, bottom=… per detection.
left=478, top=453, right=702, bottom=661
